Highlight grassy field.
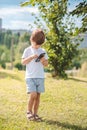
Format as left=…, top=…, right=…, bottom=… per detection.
left=0, top=69, right=87, bottom=130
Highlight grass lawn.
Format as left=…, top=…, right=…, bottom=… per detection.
left=0, top=69, right=87, bottom=130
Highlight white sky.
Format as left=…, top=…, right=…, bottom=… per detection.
left=0, top=0, right=83, bottom=30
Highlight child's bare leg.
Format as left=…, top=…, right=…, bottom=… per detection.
left=33, top=93, right=40, bottom=115
left=27, top=92, right=37, bottom=113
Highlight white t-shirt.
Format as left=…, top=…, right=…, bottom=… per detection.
left=22, top=46, right=48, bottom=79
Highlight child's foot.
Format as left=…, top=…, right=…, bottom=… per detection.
left=27, top=112, right=34, bottom=121
left=33, top=114, right=42, bottom=122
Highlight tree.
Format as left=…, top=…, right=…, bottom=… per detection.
left=70, top=0, right=87, bottom=33
left=21, top=0, right=79, bottom=78
left=4, top=33, right=12, bottom=49
left=0, top=31, right=5, bottom=45
left=14, top=33, right=20, bottom=45
left=0, top=45, right=10, bottom=62
left=19, top=32, right=31, bottom=43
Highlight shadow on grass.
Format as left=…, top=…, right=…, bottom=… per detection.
left=0, top=71, right=22, bottom=81
left=68, top=77, right=87, bottom=83
left=44, top=119, right=87, bottom=130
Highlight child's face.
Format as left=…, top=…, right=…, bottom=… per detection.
left=31, top=42, right=41, bottom=49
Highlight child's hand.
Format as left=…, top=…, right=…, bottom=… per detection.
left=40, top=57, right=45, bottom=62
left=22, top=54, right=38, bottom=65
left=40, top=57, right=48, bottom=66
left=31, top=54, right=38, bottom=59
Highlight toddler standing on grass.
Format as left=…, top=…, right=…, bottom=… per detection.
left=21, top=29, right=48, bottom=121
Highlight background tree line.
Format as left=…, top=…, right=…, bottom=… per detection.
left=0, top=30, right=31, bottom=69
left=0, top=0, right=87, bottom=78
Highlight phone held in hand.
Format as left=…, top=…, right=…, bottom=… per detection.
left=35, top=53, right=45, bottom=62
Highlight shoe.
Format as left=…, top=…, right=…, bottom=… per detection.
left=27, top=112, right=34, bottom=121
left=33, top=114, right=42, bottom=122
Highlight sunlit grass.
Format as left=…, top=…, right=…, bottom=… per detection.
left=0, top=70, right=87, bottom=130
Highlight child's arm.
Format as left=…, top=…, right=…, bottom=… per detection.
left=21, top=54, right=38, bottom=65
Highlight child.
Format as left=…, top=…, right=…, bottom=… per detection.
left=21, top=29, right=48, bottom=121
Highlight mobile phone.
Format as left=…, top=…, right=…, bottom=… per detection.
left=35, top=53, right=45, bottom=62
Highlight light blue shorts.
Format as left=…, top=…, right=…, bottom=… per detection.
left=26, top=78, right=45, bottom=93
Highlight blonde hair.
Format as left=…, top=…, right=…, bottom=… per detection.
left=30, top=29, right=45, bottom=45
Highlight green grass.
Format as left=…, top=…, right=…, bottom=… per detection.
left=0, top=70, right=87, bottom=130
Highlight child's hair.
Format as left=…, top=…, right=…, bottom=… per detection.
left=30, top=29, right=45, bottom=45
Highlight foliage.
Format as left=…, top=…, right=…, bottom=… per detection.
left=14, top=32, right=31, bottom=63
left=0, top=31, right=5, bottom=45
left=21, top=0, right=79, bottom=78
left=0, top=29, right=31, bottom=69
left=0, top=61, right=6, bottom=69
left=0, top=45, right=10, bottom=62
left=79, top=48, right=87, bottom=63
left=4, top=33, right=12, bottom=49
left=0, top=30, right=20, bottom=49
left=14, top=33, right=20, bottom=44
left=69, top=48, right=87, bottom=70
left=72, top=61, right=81, bottom=70
left=19, top=32, right=31, bottom=43
left=14, top=62, right=23, bottom=70
left=14, top=42, right=29, bottom=64
left=70, top=0, right=87, bottom=33
left=0, top=30, right=13, bottom=49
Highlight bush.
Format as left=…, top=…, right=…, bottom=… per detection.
left=72, top=62, right=81, bottom=69
left=0, top=61, right=6, bottom=69
left=14, top=63, right=23, bottom=70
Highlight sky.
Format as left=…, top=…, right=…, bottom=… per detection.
left=0, top=0, right=83, bottom=30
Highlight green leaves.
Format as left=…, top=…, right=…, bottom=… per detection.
left=21, top=0, right=50, bottom=7
left=70, top=0, right=87, bottom=33
left=20, top=1, right=30, bottom=7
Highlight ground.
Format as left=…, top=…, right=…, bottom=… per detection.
left=0, top=69, right=87, bottom=130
